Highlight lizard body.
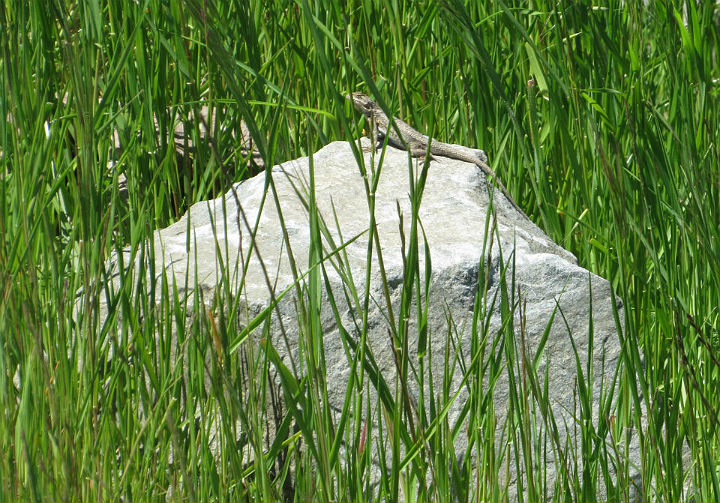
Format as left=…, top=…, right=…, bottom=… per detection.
left=348, top=92, right=529, bottom=220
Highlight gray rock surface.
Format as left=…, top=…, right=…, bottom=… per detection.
left=104, top=139, right=635, bottom=500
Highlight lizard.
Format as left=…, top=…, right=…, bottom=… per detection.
left=348, top=92, right=530, bottom=221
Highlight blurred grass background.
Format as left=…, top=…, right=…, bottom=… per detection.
left=1, top=0, right=719, bottom=500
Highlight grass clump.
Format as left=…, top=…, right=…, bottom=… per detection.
left=1, top=0, right=719, bottom=501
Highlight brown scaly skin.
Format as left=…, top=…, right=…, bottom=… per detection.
left=348, top=92, right=530, bottom=221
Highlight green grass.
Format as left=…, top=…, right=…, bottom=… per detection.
left=1, top=0, right=719, bottom=500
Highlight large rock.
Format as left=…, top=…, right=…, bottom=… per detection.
left=105, top=139, right=634, bottom=499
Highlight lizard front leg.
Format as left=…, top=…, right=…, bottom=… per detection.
left=371, top=120, right=387, bottom=151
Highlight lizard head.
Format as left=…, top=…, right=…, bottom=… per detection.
left=347, top=92, right=375, bottom=116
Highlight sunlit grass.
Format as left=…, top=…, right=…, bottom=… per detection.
left=1, top=0, right=718, bottom=500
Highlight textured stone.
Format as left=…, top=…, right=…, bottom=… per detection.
left=104, top=139, right=635, bottom=499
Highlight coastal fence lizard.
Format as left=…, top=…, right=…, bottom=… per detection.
left=348, top=92, right=529, bottom=220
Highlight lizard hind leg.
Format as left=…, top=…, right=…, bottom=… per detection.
left=409, top=147, right=432, bottom=159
